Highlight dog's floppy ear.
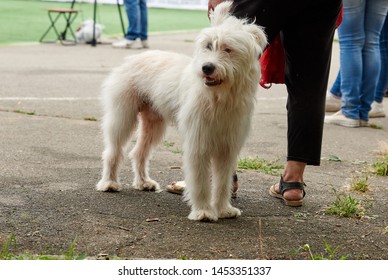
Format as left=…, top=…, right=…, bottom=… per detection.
left=244, top=24, right=268, bottom=51
left=209, top=1, right=233, bottom=26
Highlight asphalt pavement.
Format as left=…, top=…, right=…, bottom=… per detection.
left=1, top=32, right=388, bottom=260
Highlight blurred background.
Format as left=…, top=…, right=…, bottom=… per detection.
left=0, top=0, right=210, bottom=44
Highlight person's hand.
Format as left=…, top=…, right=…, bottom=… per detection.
left=208, top=0, right=226, bottom=18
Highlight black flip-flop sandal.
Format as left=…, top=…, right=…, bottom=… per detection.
left=269, top=176, right=306, bottom=207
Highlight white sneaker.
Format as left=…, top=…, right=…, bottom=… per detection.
left=141, top=40, right=149, bottom=48
left=325, top=92, right=341, bottom=112
left=360, top=120, right=369, bottom=127
left=112, top=38, right=136, bottom=48
left=369, top=101, right=386, bottom=118
left=324, top=111, right=360, bottom=127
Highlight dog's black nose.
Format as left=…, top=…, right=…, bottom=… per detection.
left=202, top=63, right=215, bottom=75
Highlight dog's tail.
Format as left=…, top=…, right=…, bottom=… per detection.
left=209, top=1, right=233, bottom=26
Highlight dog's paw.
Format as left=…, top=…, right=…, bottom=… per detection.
left=188, top=209, right=218, bottom=222
left=96, top=180, right=122, bottom=192
left=217, top=206, right=241, bottom=219
left=133, top=179, right=160, bottom=191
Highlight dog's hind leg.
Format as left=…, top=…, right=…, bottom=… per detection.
left=212, top=153, right=241, bottom=219
left=96, top=99, right=138, bottom=192
left=130, top=106, right=165, bottom=191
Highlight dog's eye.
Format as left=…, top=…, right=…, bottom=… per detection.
left=206, top=43, right=212, bottom=50
left=224, top=48, right=232, bottom=53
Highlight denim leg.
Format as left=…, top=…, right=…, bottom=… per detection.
left=330, top=71, right=342, bottom=97
left=124, top=0, right=141, bottom=40
left=139, top=0, right=148, bottom=40
left=375, top=15, right=388, bottom=103
left=338, top=0, right=365, bottom=120
left=359, top=0, right=388, bottom=120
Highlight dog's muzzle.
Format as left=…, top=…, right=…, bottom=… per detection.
left=202, top=63, right=222, bottom=87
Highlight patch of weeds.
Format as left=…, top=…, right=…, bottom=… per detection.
left=162, top=140, right=175, bottom=148
left=325, top=191, right=364, bottom=218
left=352, top=160, right=368, bottom=165
left=0, top=234, right=17, bottom=260
left=13, top=109, right=35, bottom=115
left=238, top=157, right=283, bottom=176
left=350, top=176, right=369, bottom=193
left=292, top=242, right=347, bottom=260
left=64, top=239, right=86, bottom=260
left=370, top=157, right=388, bottom=176
left=171, top=148, right=183, bottom=154
left=293, top=212, right=307, bottom=219
left=162, top=140, right=183, bottom=154
left=0, top=235, right=85, bottom=260
left=84, top=116, right=97, bottom=121
left=369, top=123, right=382, bottom=129
left=321, top=155, right=342, bottom=162
left=20, top=213, right=33, bottom=220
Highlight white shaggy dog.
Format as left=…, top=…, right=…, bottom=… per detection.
left=96, top=2, right=267, bottom=222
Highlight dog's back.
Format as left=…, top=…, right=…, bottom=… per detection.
left=102, top=50, right=192, bottom=123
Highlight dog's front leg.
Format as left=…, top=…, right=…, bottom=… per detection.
left=182, top=148, right=218, bottom=222
left=212, top=153, right=241, bottom=219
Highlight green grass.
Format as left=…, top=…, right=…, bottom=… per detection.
left=238, top=157, right=284, bottom=176
left=370, top=157, right=388, bottom=176
left=325, top=193, right=364, bottom=218
left=171, top=147, right=183, bottom=154
left=0, top=0, right=209, bottom=44
left=83, top=116, right=97, bottom=121
left=1, top=234, right=17, bottom=260
left=350, top=176, right=369, bottom=193
left=13, top=109, right=36, bottom=115
left=321, top=154, right=342, bottom=162
left=369, top=123, right=383, bottom=129
left=292, top=242, right=347, bottom=260
left=162, top=140, right=175, bottom=148
left=0, top=234, right=86, bottom=260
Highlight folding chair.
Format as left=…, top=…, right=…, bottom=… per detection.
left=39, top=0, right=79, bottom=45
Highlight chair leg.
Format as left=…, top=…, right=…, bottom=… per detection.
left=39, top=10, right=78, bottom=45
left=61, top=11, right=76, bottom=40
left=59, top=12, right=79, bottom=45
left=39, top=12, right=62, bottom=43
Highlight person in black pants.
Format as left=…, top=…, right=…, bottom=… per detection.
left=208, top=0, right=342, bottom=206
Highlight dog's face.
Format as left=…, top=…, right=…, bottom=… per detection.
left=193, top=1, right=267, bottom=88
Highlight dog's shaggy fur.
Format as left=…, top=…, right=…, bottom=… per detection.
left=96, top=2, right=267, bottom=221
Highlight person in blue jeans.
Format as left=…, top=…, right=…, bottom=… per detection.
left=372, top=15, right=388, bottom=117
left=326, top=13, right=388, bottom=118
left=325, top=0, right=388, bottom=127
left=113, top=0, right=149, bottom=49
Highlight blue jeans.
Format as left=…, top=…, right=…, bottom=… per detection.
left=376, top=15, right=388, bottom=102
left=330, top=0, right=388, bottom=121
left=331, top=10, right=388, bottom=103
left=124, top=0, right=148, bottom=40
